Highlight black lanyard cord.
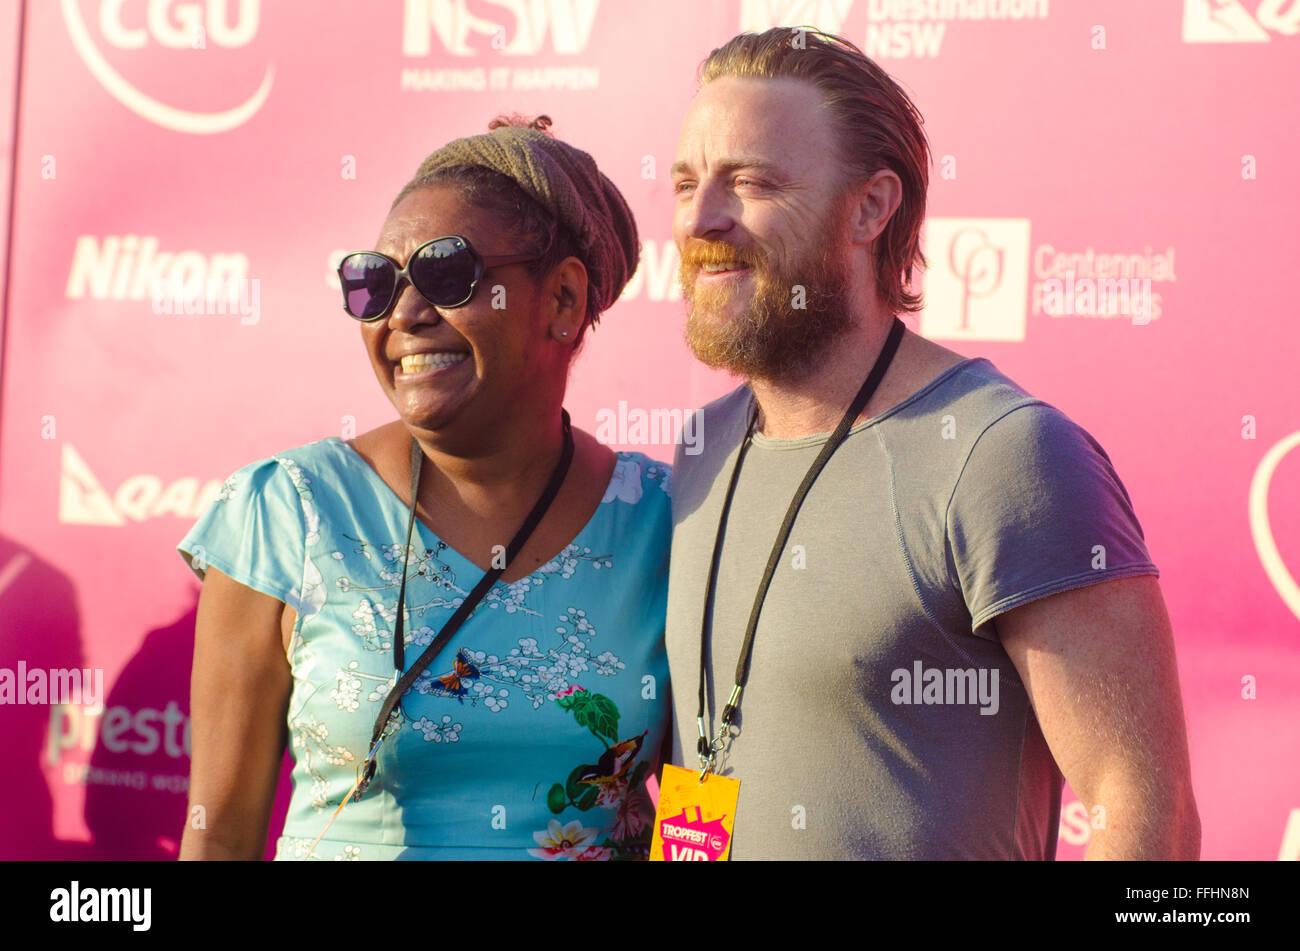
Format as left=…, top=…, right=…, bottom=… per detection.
left=696, top=317, right=905, bottom=766
left=356, top=409, right=575, bottom=798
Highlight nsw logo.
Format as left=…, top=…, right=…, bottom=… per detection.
left=402, top=0, right=601, bottom=56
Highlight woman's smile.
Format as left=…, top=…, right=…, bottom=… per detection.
left=393, top=350, right=472, bottom=384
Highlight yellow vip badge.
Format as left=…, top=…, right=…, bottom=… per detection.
left=649, top=764, right=740, bottom=861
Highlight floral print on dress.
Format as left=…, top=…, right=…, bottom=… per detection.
left=604, top=458, right=671, bottom=503
left=215, top=474, right=238, bottom=503
left=289, top=713, right=357, bottom=813
left=274, top=455, right=321, bottom=548
left=528, top=820, right=601, bottom=860
left=402, top=606, right=620, bottom=725
left=530, top=685, right=655, bottom=860
left=332, top=537, right=614, bottom=657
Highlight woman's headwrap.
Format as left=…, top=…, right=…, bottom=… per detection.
left=411, top=126, right=639, bottom=317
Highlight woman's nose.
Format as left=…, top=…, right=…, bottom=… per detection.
left=386, top=280, right=442, bottom=328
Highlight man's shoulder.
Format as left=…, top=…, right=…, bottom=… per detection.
left=676, top=383, right=752, bottom=465
left=904, top=358, right=1041, bottom=424
left=695, top=383, right=753, bottom=427
left=888, top=357, right=1094, bottom=459
left=932, top=360, right=1104, bottom=456
left=668, top=384, right=751, bottom=522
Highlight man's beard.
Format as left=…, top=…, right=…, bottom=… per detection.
left=679, top=213, right=855, bottom=382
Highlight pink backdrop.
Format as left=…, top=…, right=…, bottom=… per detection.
left=1, top=0, right=1297, bottom=860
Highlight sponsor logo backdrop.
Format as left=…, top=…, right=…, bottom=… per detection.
left=1, top=0, right=1297, bottom=859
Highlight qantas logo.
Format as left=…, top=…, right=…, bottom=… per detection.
left=59, top=444, right=222, bottom=525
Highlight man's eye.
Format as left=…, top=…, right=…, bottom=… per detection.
left=673, top=181, right=695, bottom=194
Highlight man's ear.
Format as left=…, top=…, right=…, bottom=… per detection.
left=846, top=169, right=903, bottom=247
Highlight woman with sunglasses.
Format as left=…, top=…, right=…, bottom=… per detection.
left=177, top=115, right=670, bottom=860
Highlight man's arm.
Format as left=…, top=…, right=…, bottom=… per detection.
left=995, top=574, right=1200, bottom=859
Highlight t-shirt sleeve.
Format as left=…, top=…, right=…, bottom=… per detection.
left=945, top=402, right=1159, bottom=638
left=177, top=456, right=306, bottom=606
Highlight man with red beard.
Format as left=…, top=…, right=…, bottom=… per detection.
left=663, top=28, right=1199, bottom=860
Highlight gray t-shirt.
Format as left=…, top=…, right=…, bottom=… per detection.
left=665, top=357, right=1159, bottom=859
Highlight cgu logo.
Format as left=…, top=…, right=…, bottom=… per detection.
left=402, top=0, right=601, bottom=56
left=61, top=0, right=274, bottom=134
left=59, top=444, right=223, bottom=525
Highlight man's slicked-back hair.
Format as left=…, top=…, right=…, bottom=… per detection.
left=698, top=27, right=932, bottom=315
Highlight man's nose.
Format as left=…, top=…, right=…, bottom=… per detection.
left=682, top=179, right=735, bottom=240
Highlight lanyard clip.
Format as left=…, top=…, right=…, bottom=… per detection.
left=696, top=717, right=713, bottom=783
left=697, top=716, right=734, bottom=785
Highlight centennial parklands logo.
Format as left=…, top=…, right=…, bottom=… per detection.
left=58, top=444, right=223, bottom=525
left=1182, top=0, right=1300, bottom=42
left=400, top=0, right=602, bottom=92
left=1031, top=243, right=1172, bottom=324
left=61, top=0, right=273, bottom=134
left=918, top=218, right=1031, bottom=342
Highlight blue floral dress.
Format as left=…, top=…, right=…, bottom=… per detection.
left=177, top=435, right=672, bottom=860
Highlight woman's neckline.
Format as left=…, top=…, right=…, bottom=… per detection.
left=327, top=436, right=630, bottom=589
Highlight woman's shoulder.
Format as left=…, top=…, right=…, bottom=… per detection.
left=221, top=432, right=349, bottom=473
left=206, top=435, right=351, bottom=526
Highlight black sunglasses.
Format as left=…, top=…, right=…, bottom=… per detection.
left=337, top=234, right=543, bottom=321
